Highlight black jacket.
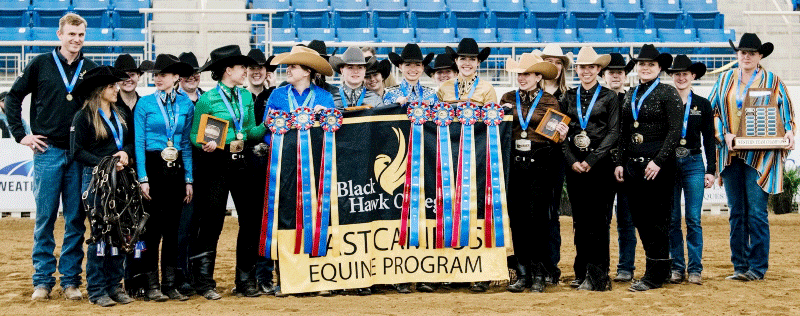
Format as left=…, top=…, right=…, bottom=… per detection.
left=560, top=83, right=621, bottom=167
left=70, top=107, right=135, bottom=167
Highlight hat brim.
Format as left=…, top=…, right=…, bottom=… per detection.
left=728, top=39, right=773, bottom=58
left=367, top=59, right=392, bottom=79
left=632, top=53, right=673, bottom=71
left=539, top=52, right=573, bottom=67
left=425, top=64, right=458, bottom=78
left=273, top=51, right=334, bottom=76
left=331, top=56, right=377, bottom=74
left=446, top=46, right=491, bottom=63
left=388, top=52, right=434, bottom=68
left=200, top=55, right=257, bottom=73
left=74, top=71, right=129, bottom=98
left=506, top=59, right=558, bottom=80
left=574, top=54, right=612, bottom=68
left=666, top=62, right=707, bottom=80
left=150, top=62, right=195, bottom=78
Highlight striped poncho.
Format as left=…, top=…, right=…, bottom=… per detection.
left=709, top=67, right=795, bottom=194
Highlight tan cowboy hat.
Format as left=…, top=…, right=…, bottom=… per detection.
left=505, top=53, right=558, bottom=80
left=271, top=46, right=334, bottom=76
left=573, top=46, right=611, bottom=68
left=537, top=43, right=574, bottom=67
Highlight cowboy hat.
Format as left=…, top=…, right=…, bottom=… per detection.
left=304, top=39, right=337, bottom=60
left=729, top=33, right=773, bottom=58
left=573, top=46, right=611, bottom=68
left=602, top=53, right=634, bottom=75
left=445, top=38, right=491, bottom=63
left=272, top=45, right=334, bottom=76
left=666, top=55, right=707, bottom=79
left=366, top=59, right=391, bottom=79
left=73, top=66, right=129, bottom=98
left=388, top=43, right=435, bottom=67
left=329, top=46, right=377, bottom=74
left=631, top=44, right=673, bottom=71
left=139, top=60, right=154, bottom=72
left=505, top=53, right=558, bottom=80
left=148, top=54, right=195, bottom=77
left=113, top=54, right=145, bottom=74
left=246, top=49, right=278, bottom=72
left=537, top=43, right=573, bottom=67
left=425, top=53, right=458, bottom=77
left=178, top=52, right=201, bottom=73
left=199, top=45, right=256, bottom=73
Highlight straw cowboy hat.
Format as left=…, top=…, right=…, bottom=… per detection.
left=271, top=45, right=334, bottom=76
left=573, top=46, right=611, bottom=68
left=329, top=46, right=377, bottom=74
left=537, top=43, right=574, bottom=67
left=729, top=33, right=773, bottom=58
left=666, top=54, right=707, bottom=80
left=200, top=45, right=256, bottom=73
left=73, top=66, right=129, bottom=98
left=505, top=53, right=558, bottom=80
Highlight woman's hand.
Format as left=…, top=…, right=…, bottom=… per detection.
left=140, top=183, right=152, bottom=200
left=313, top=105, right=327, bottom=113
left=784, top=130, right=794, bottom=150
left=202, top=140, right=217, bottom=153
left=396, top=96, right=408, bottom=105
left=580, top=161, right=591, bottom=173
left=184, top=184, right=193, bottom=203
left=614, top=166, right=624, bottom=183
left=113, top=151, right=129, bottom=171
left=644, top=161, right=661, bottom=180
left=704, top=174, right=715, bottom=189
left=724, top=133, right=736, bottom=150
left=572, top=162, right=586, bottom=173
left=556, top=122, right=569, bottom=142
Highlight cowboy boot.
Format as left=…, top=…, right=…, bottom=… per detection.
left=193, top=254, right=221, bottom=300
left=629, top=258, right=671, bottom=292
left=234, top=268, right=260, bottom=298
left=507, top=263, right=530, bottom=293
left=161, top=266, right=189, bottom=301
left=145, top=272, right=168, bottom=302
left=530, top=263, right=547, bottom=293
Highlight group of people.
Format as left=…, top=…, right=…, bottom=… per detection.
left=2, top=12, right=793, bottom=306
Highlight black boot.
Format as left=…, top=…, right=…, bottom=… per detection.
left=162, top=266, right=189, bottom=301
left=175, top=267, right=196, bottom=296
left=584, top=263, right=612, bottom=292
left=193, top=254, right=221, bottom=300
left=530, top=263, right=546, bottom=293
left=125, top=273, right=148, bottom=299
left=629, top=258, right=670, bottom=292
left=234, top=268, right=260, bottom=298
left=145, top=272, right=169, bottom=302
left=507, top=263, right=530, bottom=293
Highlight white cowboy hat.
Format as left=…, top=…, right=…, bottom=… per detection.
left=537, top=43, right=574, bottom=67
left=573, top=46, right=611, bottom=68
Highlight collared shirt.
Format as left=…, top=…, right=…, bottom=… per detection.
left=5, top=48, right=98, bottom=148
left=263, top=83, right=335, bottom=145
left=500, top=89, right=559, bottom=145
left=678, top=93, right=716, bottom=174
left=190, top=83, right=266, bottom=148
left=383, top=80, right=437, bottom=105
left=134, top=90, right=195, bottom=183
left=69, top=107, right=134, bottom=167
left=178, top=86, right=204, bottom=105
left=334, top=84, right=384, bottom=109
left=436, top=74, right=497, bottom=106
left=559, top=82, right=621, bottom=167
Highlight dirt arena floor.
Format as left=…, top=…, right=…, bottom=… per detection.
left=1, top=214, right=799, bottom=315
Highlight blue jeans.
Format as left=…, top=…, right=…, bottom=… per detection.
left=615, top=189, right=636, bottom=273
left=720, top=158, right=770, bottom=279
left=82, top=166, right=125, bottom=300
left=31, top=146, right=84, bottom=289
left=670, top=154, right=706, bottom=274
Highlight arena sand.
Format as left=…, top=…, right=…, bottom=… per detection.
left=1, top=215, right=799, bottom=315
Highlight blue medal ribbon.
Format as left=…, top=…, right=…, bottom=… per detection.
left=156, top=91, right=181, bottom=144
left=631, top=78, right=660, bottom=123
left=217, top=84, right=244, bottom=133
left=338, top=86, right=366, bottom=108
left=681, top=91, right=693, bottom=139
left=315, top=109, right=342, bottom=256
left=299, top=130, right=314, bottom=254
left=736, top=68, right=760, bottom=109
left=454, top=77, right=480, bottom=102
left=408, top=121, right=424, bottom=247
left=262, top=111, right=290, bottom=259
left=516, top=89, right=543, bottom=131
left=98, top=108, right=124, bottom=150
left=488, top=125, right=504, bottom=247
left=577, top=85, right=602, bottom=130
left=51, top=50, right=84, bottom=96
left=439, top=122, right=455, bottom=248
left=454, top=103, right=478, bottom=247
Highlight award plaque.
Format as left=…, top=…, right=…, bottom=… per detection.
left=733, top=88, right=789, bottom=150
left=196, top=114, right=229, bottom=150
left=535, top=108, right=571, bottom=142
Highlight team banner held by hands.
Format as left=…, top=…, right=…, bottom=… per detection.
left=259, top=104, right=513, bottom=294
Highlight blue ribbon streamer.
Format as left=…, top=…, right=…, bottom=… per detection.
left=459, top=124, right=473, bottom=247
left=316, top=131, right=335, bottom=256
left=631, top=78, right=660, bottom=123
left=51, top=50, right=84, bottom=95
left=299, top=129, right=314, bottom=254
left=440, top=125, right=454, bottom=248
left=264, top=133, right=283, bottom=258
left=409, top=123, right=424, bottom=247
left=488, top=125, right=504, bottom=247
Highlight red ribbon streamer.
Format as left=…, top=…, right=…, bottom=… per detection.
left=258, top=147, right=272, bottom=257
left=435, top=134, right=444, bottom=249
left=294, top=142, right=303, bottom=254
left=484, top=139, right=493, bottom=248
left=399, top=127, right=414, bottom=247
left=451, top=131, right=465, bottom=248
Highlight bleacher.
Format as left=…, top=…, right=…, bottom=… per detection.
left=249, top=0, right=732, bottom=50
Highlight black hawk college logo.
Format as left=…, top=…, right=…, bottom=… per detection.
left=373, top=127, right=407, bottom=194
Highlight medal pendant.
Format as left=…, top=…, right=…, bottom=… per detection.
left=737, top=110, right=742, bottom=117
left=680, top=138, right=687, bottom=145
left=633, top=121, right=639, bottom=128
left=161, top=146, right=178, bottom=162
left=166, top=140, right=174, bottom=147
left=66, top=93, right=73, bottom=101
left=230, top=140, right=244, bottom=153
left=236, top=132, right=244, bottom=140
left=574, top=132, right=591, bottom=149
left=520, top=131, right=528, bottom=138
left=675, top=146, right=689, bottom=158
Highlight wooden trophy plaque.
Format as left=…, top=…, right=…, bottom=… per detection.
left=733, top=88, right=789, bottom=150
left=535, top=108, right=571, bottom=142
left=196, top=114, right=229, bottom=150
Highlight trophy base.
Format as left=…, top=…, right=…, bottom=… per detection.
left=733, top=137, right=789, bottom=150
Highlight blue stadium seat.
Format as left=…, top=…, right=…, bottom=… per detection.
left=0, top=27, right=29, bottom=53
left=369, top=0, right=406, bottom=11
left=490, top=12, right=527, bottom=29
left=251, top=11, right=293, bottom=29
left=697, top=28, right=734, bottom=54
left=297, top=27, right=335, bottom=42
left=113, top=27, right=146, bottom=41
left=1, top=7, right=34, bottom=28
left=642, top=0, right=680, bottom=14
left=32, top=0, right=69, bottom=10
left=682, top=0, right=719, bottom=13
left=333, top=10, right=369, bottom=28
left=73, top=0, right=110, bottom=10
left=538, top=28, right=578, bottom=42
left=372, top=10, right=409, bottom=28
left=294, top=10, right=331, bottom=28
left=30, top=27, right=58, bottom=52
left=658, top=28, right=696, bottom=54
left=579, top=28, right=616, bottom=42
left=564, top=0, right=603, bottom=13
left=605, top=0, right=644, bottom=29
left=293, top=0, right=329, bottom=11
left=337, top=27, right=374, bottom=42
left=113, top=0, right=150, bottom=10
left=83, top=27, right=113, bottom=53
left=330, top=0, right=367, bottom=10
left=109, top=10, right=146, bottom=28
left=376, top=27, right=414, bottom=43
left=410, top=11, right=448, bottom=29
left=73, top=0, right=112, bottom=28
left=457, top=28, right=497, bottom=43
left=486, top=0, right=524, bottom=12
left=642, top=0, right=684, bottom=28
left=8, top=0, right=30, bottom=10
left=416, top=28, right=456, bottom=43
left=408, top=0, right=447, bottom=12
left=447, top=0, right=485, bottom=12
left=31, top=0, right=70, bottom=28
left=618, top=28, right=656, bottom=42
left=565, top=0, right=605, bottom=29
left=497, top=28, right=535, bottom=43
left=526, top=0, right=564, bottom=12
left=526, top=0, right=566, bottom=28
left=449, top=11, right=489, bottom=29
left=683, top=0, right=722, bottom=29
left=251, top=0, right=290, bottom=10
left=256, top=27, right=296, bottom=45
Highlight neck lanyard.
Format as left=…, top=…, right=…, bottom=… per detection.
left=339, top=86, right=365, bottom=108
left=631, top=78, right=660, bottom=123
left=577, top=85, right=602, bottom=131
left=401, top=80, right=422, bottom=101
left=288, top=85, right=316, bottom=111
left=217, top=84, right=244, bottom=132
left=156, top=90, right=181, bottom=143
left=51, top=50, right=84, bottom=97
left=454, top=76, right=480, bottom=102
left=736, top=68, right=760, bottom=109
left=98, top=108, right=123, bottom=150
left=516, top=89, right=543, bottom=131
left=681, top=91, right=693, bottom=139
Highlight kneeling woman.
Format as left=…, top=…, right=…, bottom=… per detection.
left=69, top=66, right=135, bottom=307
left=133, top=54, right=196, bottom=301
left=501, top=53, right=566, bottom=293
left=189, top=45, right=265, bottom=300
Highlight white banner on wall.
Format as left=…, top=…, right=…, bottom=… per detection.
left=0, top=139, right=35, bottom=211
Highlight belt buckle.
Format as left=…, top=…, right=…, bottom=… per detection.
left=231, top=153, right=243, bottom=160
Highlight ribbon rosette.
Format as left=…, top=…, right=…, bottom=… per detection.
left=292, top=106, right=317, bottom=254
left=267, top=110, right=292, bottom=134
left=319, top=108, right=343, bottom=132
left=482, top=103, right=505, bottom=248
left=312, top=108, right=342, bottom=257
left=400, top=102, right=431, bottom=247
left=259, top=110, right=293, bottom=259
left=432, top=102, right=456, bottom=248
left=452, top=102, right=482, bottom=248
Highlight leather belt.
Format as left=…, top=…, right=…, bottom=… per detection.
left=513, top=156, right=534, bottom=162
left=628, top=157, right=652, bottom=163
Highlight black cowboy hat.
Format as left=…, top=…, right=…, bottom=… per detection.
left=200, top=45, right=257, bottom=73
left=666, top=55, right=707, bottom=79
left=178, top=52, right=201, bottom=73
left=630, top=44, right=673, bottom=71
left=425, top=53, right=458, bottom=77
left=304, top=40, right=337, bottom=60
left=73, top=66, right=129, bottom=98
left=601, top=53, right=627, bottom=73
left=148, top=54, right=195, bottom=77
left=113, top=54, right=145, bottom=74
left=139, top=60, right=154, bottom=72
left=366, top=59, right=391, bottom=79
left=246, top=49, right=278, bottom=72
left=265, top=55, right=277, bottom=72
left=445, top=38, right=491, bottom=63
left=388, top=43, right=435, bottom=67
left=729, top=33, right=773, bottom=58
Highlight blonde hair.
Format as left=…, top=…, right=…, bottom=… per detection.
left=84, top=85, right=126, bottom=140
left=59, top=13, right=87, bottom=32
left=383, top=73, right=398, bottom=87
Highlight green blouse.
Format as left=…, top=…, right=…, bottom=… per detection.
left=190, top=83, right=266, bottom=148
